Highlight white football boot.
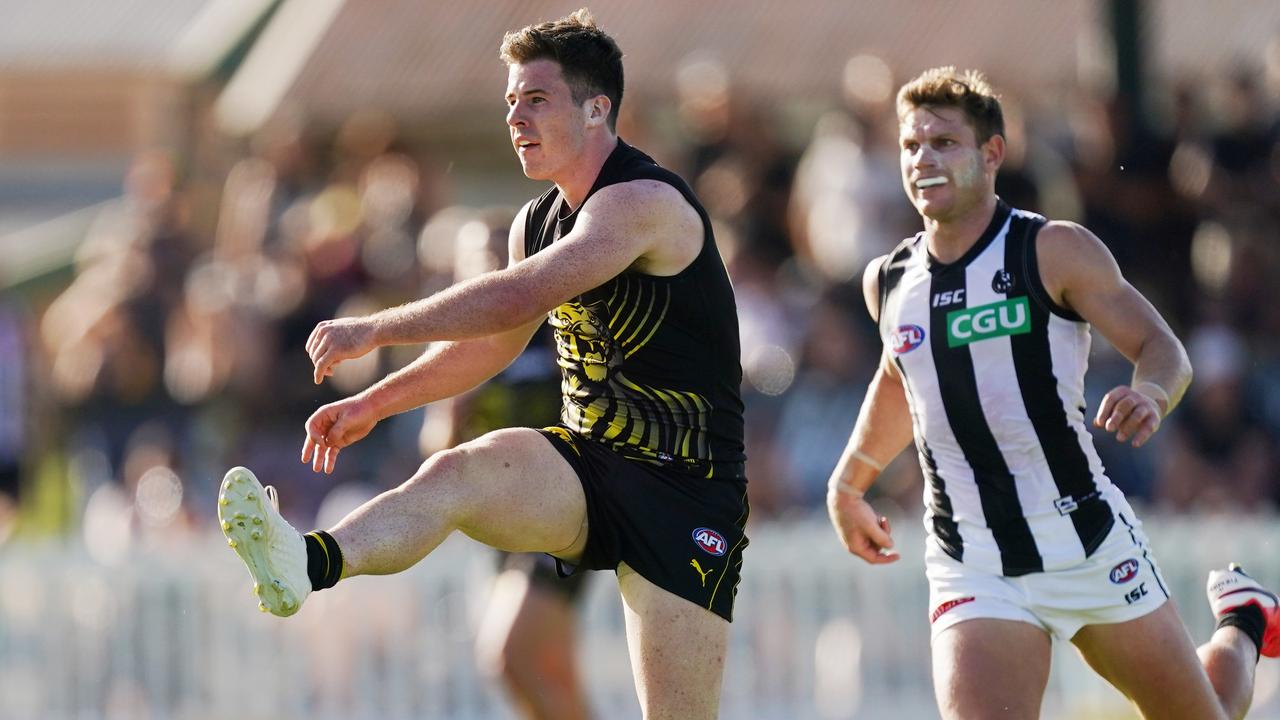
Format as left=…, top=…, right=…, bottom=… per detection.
left=218, top=466, right=310, bottom=617
left=1207, top=563, right=1280, bottom=658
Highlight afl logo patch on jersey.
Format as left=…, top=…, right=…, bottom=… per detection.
left=692, top=527, right=727, bottom=556
left=891, top=324, right=926, bottom=354
left=1110, top=558, right=1140, bottom=584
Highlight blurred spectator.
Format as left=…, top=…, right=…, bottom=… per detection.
left=0, top=298, right=31, bottom=542
left=1067, top=89, right=1199, bottom=324
left=675, top=54, right=797, bottom=271
left=80, top=420, right=195, bottom=565
left=1156, top=323, right=1278, bottom=512
left=41, top=151, right=195, bottom=481
left=789, top=54, right=915, bottom=285
left=773, top=292, right=879, bottom=510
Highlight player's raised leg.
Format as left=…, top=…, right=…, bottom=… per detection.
left=330, top=427, right=587, bottom=576
left=220, top=427, right=587, bottom=616
left=617, top=563, right=728, bottom=720
left=931, top=619, right=1052, bottom=720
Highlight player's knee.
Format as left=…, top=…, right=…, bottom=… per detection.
left=403, top=447, right=471, bottom=501
left=410, top=442, right=506, bottom=514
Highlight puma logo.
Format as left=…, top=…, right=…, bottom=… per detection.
left=690, top=558, right=715, bottom=587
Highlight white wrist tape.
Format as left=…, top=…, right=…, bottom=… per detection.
left=1133, top=381, right=1171, bottom=414
left=849, top=449, right=885, bottom=472
left=833, top=479, right=865, bottom=497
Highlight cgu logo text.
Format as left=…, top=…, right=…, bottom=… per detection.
left=946, top=297, right=1031, bottom=347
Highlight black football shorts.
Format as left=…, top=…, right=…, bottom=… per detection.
left=537, top=426, right=749, bottom=622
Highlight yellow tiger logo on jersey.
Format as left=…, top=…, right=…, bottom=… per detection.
left=550, top=302, right=618, bottom=383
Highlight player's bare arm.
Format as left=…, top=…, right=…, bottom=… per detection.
left=1037, top=221, right=1193, bottom=448
left=827, top=255, right=916, bottom=564
left=301, top=202, right=544, bottom=473
left=301, top=319, right=544, bottom=474
left=305, top=179, right=701, bottom=382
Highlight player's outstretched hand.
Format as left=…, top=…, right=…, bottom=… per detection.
left=306, top=317, right=378, bottom=384
left=1093, top=385, right=1165, bottom=448
left=302, top=396, right=379, bottom=474
left=827, top=488, right=900, bottom=565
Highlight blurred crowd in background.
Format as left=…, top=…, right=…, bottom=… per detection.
left=2, top=49, right=1280, bottom=554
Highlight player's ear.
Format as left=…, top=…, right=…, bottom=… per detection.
left=982, top=133, right=1005, bottom=172
left=585, top=95, right=611, bottom=128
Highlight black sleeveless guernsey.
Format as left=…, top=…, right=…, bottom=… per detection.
left=524, top=140, right=746, bottom=480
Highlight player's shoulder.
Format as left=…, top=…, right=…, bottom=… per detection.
left=508, top=197, right=540, bottom=263
left=1033, top=219, right=1124, bottom=302
left=591, top=176, right=688, bottom=205
left=1037, top=218, right=1093, bottom=241
left=862, top=254, right=887, bottom=319
left=1034, top=219, right=1112, bottom=265
left=864, top=233, right=926, bottom=313
left=583, top=178, right=700, bottom=230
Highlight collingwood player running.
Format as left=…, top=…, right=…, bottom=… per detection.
left=826, top=67, right=1278, bottom=719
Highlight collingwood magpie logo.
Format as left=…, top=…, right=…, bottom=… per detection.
left=991, top=269, right=1015, bottom=294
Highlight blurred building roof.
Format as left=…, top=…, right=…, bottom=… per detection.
left=2, top=0, right=211, bottom=69
left=216, top=0, right=1280, bottom=137
left=1, top=0, right=279, bottom=77
left=216, top=0, right=1095, bottom=134
left=0, top=0, right=282, bottom=284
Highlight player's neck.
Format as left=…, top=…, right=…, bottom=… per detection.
left=556, top=133, right=619, bottom=210
left=923, top=194, right=999, bottom=264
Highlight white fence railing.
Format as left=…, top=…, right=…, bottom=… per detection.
left=2, top=513, right=1279, bottom=719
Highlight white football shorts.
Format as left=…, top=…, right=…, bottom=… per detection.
left=926, top=510, right=1170, bottom=640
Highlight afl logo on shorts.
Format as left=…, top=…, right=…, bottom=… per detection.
left=692, top=528, right=727, bottom=556
left=1110, top=558, right=1140, bottom=584
left=891, top=325, right=926, bottom=355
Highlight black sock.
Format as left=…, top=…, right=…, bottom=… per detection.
left=304, top=530, right=344, bottom=591
left=1217, top=604, right=1265, bottom=661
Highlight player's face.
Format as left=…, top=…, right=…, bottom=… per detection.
left=505, top=60, right=590, bottom=181
left=899, top=105, right=1002, bottom=222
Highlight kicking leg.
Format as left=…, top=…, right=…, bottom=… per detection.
left=931, top=619, right=1052, bottom=720
left=220, top=427, right=586, bottom=616
left=330, top=427, right=588, bottom=576
left=617, top=564, right=727, bottom=720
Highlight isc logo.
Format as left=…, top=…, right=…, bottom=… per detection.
left=1123, top=582, right=1149, bottom=605
left=692, top=527, right=727, bottom=556
left=946, top=297, right=1031, bottom=347
left=891, top=324, right=926, bottom=354
left=1110, top=558, right=1140, bottom=584
left=932, top=289, right=965, bottom=307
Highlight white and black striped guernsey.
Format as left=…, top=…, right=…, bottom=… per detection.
left=879, top=200, right=1117, bottom=577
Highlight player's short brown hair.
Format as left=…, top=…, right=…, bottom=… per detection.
left=499, top=8, right=624, bottom=130
left=897, top=67, right=1004, bottom=144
